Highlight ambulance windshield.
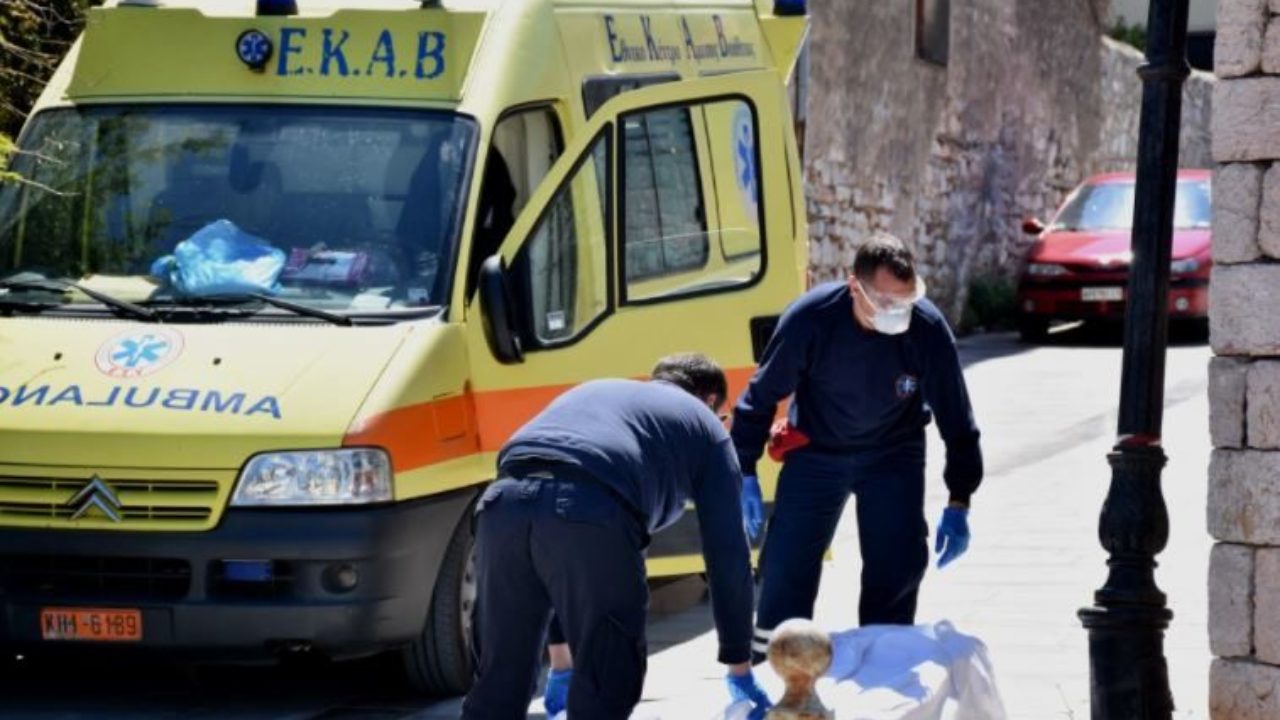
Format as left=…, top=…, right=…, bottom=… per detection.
left=0, top=105, right=476, bottom=313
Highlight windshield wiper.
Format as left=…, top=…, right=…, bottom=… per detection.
left=150, top=293, right=353, bottom=326
left=0, top=278, right=157, bottom=321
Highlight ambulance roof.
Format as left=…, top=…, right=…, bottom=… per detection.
left=100, top=0, right=500, bottom=14
left=101, top=0, right=762, bottom=14
left=47, top=0, right=791, bottom=120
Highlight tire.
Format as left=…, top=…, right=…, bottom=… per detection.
left=402, top=510, right=477, bottom=696
left=1017, top=315, right=1050, bottom=343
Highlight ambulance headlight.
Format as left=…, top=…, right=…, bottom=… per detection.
left=232, top=449, right=393, bottom=506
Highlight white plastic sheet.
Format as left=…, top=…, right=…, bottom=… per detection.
left=717, top=621, right=1006, bottom=720
left=548, top=622, right=1003, bottom=719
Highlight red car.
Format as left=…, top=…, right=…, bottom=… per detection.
left=1016, top=169, right=1212, bottom=342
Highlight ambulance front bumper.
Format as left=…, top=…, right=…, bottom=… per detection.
left=0, top=489, right=474, bottom=660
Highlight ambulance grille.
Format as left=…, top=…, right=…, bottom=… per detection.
left=0, top=476, right=219, bottom=527
left=0, top=554, right=191, bottom=601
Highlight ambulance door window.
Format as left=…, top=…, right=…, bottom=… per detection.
left=621, top=107, right=707, bottom=287
left=621, top=98, right=763, bottom=304
left=467, top=107, right=563, bottom=298
left=510, top=132, right=610, bottom=346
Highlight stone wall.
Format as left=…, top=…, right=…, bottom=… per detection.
left=803, top=0, right=1214, bottom=326
left=1209, top=1, right=1280, bottom=716
left=1096, top=38, right=1215, bottom=172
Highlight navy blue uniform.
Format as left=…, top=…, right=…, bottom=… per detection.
left=730, top=282, right=982, bottom=654
left=461, top=379, right=753, bottom=720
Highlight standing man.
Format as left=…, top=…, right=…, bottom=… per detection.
left=731, top=233, right=983, bottom=659
left=461, top=354, right=771, bottom=720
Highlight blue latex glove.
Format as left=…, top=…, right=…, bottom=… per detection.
left=726, top=669, right=772, bottom=718
left=741, top=475, right=765, bottom=541
left=544, top=667, right=571, bottom=716
left=935, top=506, right=970, bottom=569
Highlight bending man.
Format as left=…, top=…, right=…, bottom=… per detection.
left=461, top=353, right=770, bottom=719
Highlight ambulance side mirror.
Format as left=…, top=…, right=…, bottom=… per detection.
left=1022, top=217, right=1046, bottom=235
left=478, top=254, right=524, bottom=364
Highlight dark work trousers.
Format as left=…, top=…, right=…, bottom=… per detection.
left=752, top=438, right=928, bottom=660
left=460, top=474, right=650, bottom=720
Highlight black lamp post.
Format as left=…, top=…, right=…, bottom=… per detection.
left=1077, top=0, right=1189, bottom=718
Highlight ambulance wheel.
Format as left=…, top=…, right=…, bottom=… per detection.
left=403, top=511, right=477, bottom=696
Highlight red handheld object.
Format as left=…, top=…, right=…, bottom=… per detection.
left=767, top=419, right=810, bottom=462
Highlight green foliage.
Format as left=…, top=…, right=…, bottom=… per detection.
left=1, top=1, right=97, bottom=138
left=1, top=1, right=101, bottom=186
left=960, top=274, right=1019, bottom=334
left=1108, top=19, right=1147, bottom=52
left=0, top=133, right=13, bottom=164
left=0, top=133, right=17, bottom=184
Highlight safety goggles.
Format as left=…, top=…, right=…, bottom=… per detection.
left=857, top=278, right=926, bottom=313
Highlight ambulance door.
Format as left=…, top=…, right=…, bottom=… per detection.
left=469, top=73, right=797, bottom=572
left=610, top=79, right=793, bottom=573
left=463, top=106, right=564, bottom=301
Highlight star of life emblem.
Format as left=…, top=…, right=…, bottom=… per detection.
left=95, top=328, right=184, bottom=378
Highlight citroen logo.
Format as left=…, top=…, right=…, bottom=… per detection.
left=67, top=476, right=123, bottom=522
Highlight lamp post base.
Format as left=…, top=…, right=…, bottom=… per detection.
left=1079, top=604, right=1174, bottom=719
left=1080, top=443, right=1174, bottom=720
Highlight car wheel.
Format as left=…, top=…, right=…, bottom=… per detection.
left=1018, top=316, right=1050, bottom=343
left=402, top=510, right=477, bottom=696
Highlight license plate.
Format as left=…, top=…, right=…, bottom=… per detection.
left=1081, top=286, right=1124, bottom=302
left=40, top=607, right=142, bottom=642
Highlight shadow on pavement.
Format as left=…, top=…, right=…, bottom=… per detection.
left=0, top=650, right=429, bottom=718
left=955, top=331, right=1031, bottom=370
left=1034, top=319, right=1209, bottom=348
left=956, top=318, right=1208, bottom=371
left=0, top=578, right=716, bottom=719
left=646, top=575, right=715, bottom=655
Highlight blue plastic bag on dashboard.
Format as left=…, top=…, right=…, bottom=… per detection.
left=151, top=220, right=285, bottom=297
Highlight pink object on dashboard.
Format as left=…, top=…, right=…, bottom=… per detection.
left=282, top=249, right=370, bottom=286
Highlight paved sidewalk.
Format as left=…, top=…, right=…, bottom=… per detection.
left=627, top=330, right=1212, bottom=720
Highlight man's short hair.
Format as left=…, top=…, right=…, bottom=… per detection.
left=853, top=232, right=916, bottom=284
left=651, top=353, right=728, bottom=411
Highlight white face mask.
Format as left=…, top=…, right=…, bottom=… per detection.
left=872, top=305, right=913, bottom=335
left=857, top=278, right=924, bottom=335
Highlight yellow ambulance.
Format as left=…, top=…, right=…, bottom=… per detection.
left=0, top=0, right=808, bottom=694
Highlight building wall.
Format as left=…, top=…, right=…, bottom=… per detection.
left=1208, top=2, right=1280, bottom=716
left=1097, top=38, right=1215, bottom=173
left=803, top=0, right=1213, bottom=325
